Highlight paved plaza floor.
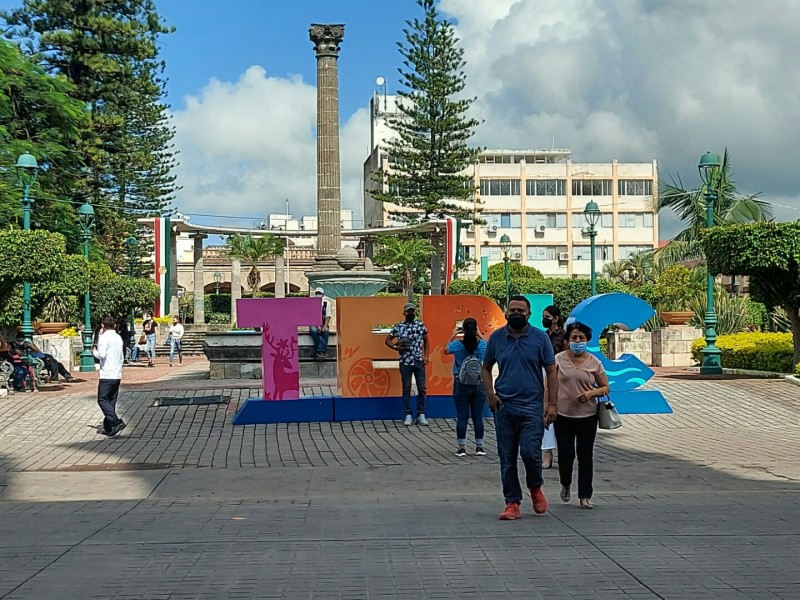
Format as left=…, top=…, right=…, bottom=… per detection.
left=1, top=360, right=799, bottom=599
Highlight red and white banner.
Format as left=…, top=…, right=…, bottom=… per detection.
left=444, top=217, right=458, bottom=294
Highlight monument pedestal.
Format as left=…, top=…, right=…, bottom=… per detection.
left=607, top=330, right=652, bottom=365
left=652, top=326, right=702, bottom=367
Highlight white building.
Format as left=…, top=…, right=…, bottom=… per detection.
left=363, top=94, right=659, bottom=278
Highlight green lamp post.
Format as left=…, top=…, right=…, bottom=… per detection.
left=214, top=271, right=222, bottom=296
left=583, top=200, right=601, bottom=296
left=500, top=234, right=512, bottom=308
left=698, top=151, right=723, bottom=374
left=14, top=152, right=39, bottom=342
left=126, top=235, right=138, bottom=353
left=418, top=275, right=426, bottom=297
left=78, top=202, right=95, bottom=372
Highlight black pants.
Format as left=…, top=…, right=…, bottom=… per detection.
left=554, top=414, right=598, bottom=500
left=399, top=360, right=426, bottom=416
left=97, top=379, right=122, bottom=433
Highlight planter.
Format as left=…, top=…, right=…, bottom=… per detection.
left=35, top=321, right=69, bottom=335
left=659, top=311, right=694, bottom=326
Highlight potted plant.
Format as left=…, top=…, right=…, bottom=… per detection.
left=35, top=296, right=71, bottom=335
left=654, top=266, right=697, bottom=326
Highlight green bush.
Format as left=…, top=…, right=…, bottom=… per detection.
left=795, top=363, right=800, bottom=377
left=746, top=300, right=769, bottom=331
left=486, top=262, right=543, bottom=281
left=207, top=312, right=231, bottom=325
left=690, top=332, right=794, bottom=373
left=448, top=279, right=478, bottom=295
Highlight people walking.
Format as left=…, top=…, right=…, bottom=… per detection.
left=385, top=303, right=430, bottom=426
left=444, top=318, right=487, bottom=457
left=541, top=304, right=566, bottom=468
left=168, top=316, right=184, bottom=367
left=142, top=313, right=157, bottom=367
left=309, top=287, right=331, bottom=358
left=92, top=316, right=126, bottom=437
left=482, top=295, right=558, bottom=520
left=554, top=321, right=609, bottom=509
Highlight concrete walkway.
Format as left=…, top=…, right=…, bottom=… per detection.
left=0, top=362, right=799, bottom=599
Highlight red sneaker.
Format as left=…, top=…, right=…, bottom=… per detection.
left=530, top=487, right=548, bottom=514
left=498, top=502, right=521, bottom=520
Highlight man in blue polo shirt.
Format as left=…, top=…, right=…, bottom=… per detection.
left=482, top=295, right=558, bottom=520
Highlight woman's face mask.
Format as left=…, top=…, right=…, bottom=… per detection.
left=570, top=341, right=588, bottom=355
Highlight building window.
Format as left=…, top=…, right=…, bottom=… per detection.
left=571, top=213, right=585, bottom=229
left=573, top=245, right=613, bottom=261
left=481, top=245, right=522, bottom=260
left=525, top=213, right=566, bottom=229
left=618, top=213, right=638, bottom=228
left=527, top=245, right=568, bottom=261
left=618, top=179, right=653, bottom=196
left=526, top=179, right=566, bottom=196
left=601, top=213, right=613, bottom=228
left=619, top=245, right=654, bottom=260
left=643, top=212, right=654, bottom=228
left=499, top=213, right=522, bottom=228
left=480, top=179, right=521, bottom=196
left=572, top=179, right=612, bottom=196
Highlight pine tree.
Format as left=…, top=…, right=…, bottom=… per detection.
left=372, top=0, right=481, bottom=224
left=2, top=0, right=177, bottom=269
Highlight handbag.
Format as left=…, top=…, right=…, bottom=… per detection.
left=138, top=334, right=146, bottom=345
left=597, top=398, right=622, bottom=430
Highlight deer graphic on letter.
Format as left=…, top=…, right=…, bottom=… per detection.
left=263, top=324, right=298, bottom=400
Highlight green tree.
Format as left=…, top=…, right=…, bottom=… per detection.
left=371, top=0, right=480, bottom=224
left=3, top=0, right=177, bottom=263
left=226, top=233, right=285, bottom=293
left=655, top=149, right=772, bottom=266
left=374, top=236, right=435, bottom=301
left=0, top=39, right=87, bottom=248
left=702, top=221, right=800, bottom=365
left=87, top=262, right=159, bottom=324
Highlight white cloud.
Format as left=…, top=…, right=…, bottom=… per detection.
left=439, top=0, right=800, bottom=236
left=172, top=65, right=368, bottom=227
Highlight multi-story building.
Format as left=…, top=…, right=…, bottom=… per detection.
left=363, top=95, right=659, bottom=278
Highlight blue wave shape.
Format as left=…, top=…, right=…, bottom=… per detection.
left=608, top=376, right=648, bottom=387
left=604, top=367, right=643, bottom=376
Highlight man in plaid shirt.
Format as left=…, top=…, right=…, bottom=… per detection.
left=385, top=303, right=430, bottom=426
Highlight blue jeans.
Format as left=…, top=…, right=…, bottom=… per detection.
left=309, top=326, right=329, bottom=354
left=494, top=406, right=545, bottom=504
left=453, top=381, right=485, bottom=445
left=145, top=334, right=156, bottom=361
left=399, top=360, right=426, bottom=416
left=169, top=338, right=182, bottom=364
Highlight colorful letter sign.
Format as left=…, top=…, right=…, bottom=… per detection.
left=236, top=297, right=320, bottom=401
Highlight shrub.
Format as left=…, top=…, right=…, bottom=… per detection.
left=746, top=300, right=769, bottom=331
left=485, top=262, right=543, bottom=281
left=691, top=332, right=794, bottom=373
left=796, top=363, right=800, bottom=377
left=448, top=279, right=478, bottom=295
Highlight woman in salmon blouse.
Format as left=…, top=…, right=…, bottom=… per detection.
left=554, top=321, right=609, bottom=509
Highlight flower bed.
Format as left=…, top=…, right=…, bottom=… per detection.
left=691, top=332, right=794, bottom=373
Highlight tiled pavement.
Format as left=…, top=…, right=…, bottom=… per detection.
left=1, top=362, right=799, bottom=598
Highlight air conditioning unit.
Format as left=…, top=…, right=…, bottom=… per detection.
left=558, top=252, right=570, bottom=261
left=513, top=252, right=521, bottom=259
left=536, top=224, right=546, bottom=233
left=466, top=224, right=475, bottom=233
left=489, top=225, right=499, bottom=232
left=581, top=228, right=590, bottom=238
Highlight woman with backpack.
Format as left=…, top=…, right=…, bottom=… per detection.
left=444, top=317, right=488, bottom=457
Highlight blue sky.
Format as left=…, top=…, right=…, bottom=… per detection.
left=2, top=0, right=799, bottom=237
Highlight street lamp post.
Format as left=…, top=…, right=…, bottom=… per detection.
left=698, top=151, right=723, bottom=375
left=14, top=152, right=39, bottom=342
left=583, top=200, right=601, bottom=296
left=214, top=271, right=222, bottom=296
left=500, top=234, right=512, bottom=308
left=126, top=236, right=138, bottom=354
left=77, top=202, right=95, bottom=372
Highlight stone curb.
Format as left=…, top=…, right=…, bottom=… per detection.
left=687, top=366, right=788, bottom=379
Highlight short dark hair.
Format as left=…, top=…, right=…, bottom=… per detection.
left=566, top=321, right=593, bottom=342
left=102, top=316, right=116, bottom=329
left=508, top=295, right=531, bottom=310
left=544, top=304, right=561, bottom=319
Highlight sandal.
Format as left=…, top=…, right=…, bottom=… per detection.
left=560, top=486, right=570, bottom=503
left=542, top=449, right=553, bottom=469
left=579, top=498, right=594, bottom=509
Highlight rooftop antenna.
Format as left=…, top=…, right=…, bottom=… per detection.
left=376, top=76, right=387, bottom=111
left=552, top=136, right=555, bottom=150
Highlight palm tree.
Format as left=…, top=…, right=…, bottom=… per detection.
left=602, top=251, right=659, bottom=287
left=654, top=149, right=772, bottom=266
left=226, top=233, right=285, bottom=294
left=374, top=236, right=435, bottom=301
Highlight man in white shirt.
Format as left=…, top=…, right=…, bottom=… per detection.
left=92, top=315, right=126, bottom=437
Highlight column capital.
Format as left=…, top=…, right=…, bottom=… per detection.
left=190, top=233, right=208, bottom=240
left=309, top=23, right=345, bottom=58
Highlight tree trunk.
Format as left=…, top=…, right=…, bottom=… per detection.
left=787, top=306, right=800, bottom=368
left=405, top=269, right=413, bottom=302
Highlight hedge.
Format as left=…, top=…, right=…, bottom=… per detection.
left=691, top=332, right=794, bottom=373
left=796, top=363, right=800, bottom=377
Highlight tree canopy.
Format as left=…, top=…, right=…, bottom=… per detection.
left=371, top=0, right=480, bottom=223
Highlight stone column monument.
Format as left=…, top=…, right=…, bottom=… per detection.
left=309, top=23, right=345, bottom=270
